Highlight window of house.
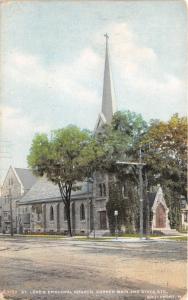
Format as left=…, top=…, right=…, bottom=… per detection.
left=37, top=213, right=40, bottom=221
left=64, top=206, right=67, bottom=221
left=184, top=212, right=188, bottom=223
left=98, top=183, right=106, bottom=197
left=8, top=178, right=13, bottom=186
left=122, top=182, right=129, bottom=199
left=103, top=183, right=106, bottom=196
left=50, top=206, right=54, bottom=221
left=99, top=184, right=103, bottom=197
left=80, top=204, right=85, bottom=220
left=122, top=184, right=126, bottom=198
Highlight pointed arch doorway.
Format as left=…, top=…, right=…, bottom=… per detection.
left=156, top=203, right=166, bottom=228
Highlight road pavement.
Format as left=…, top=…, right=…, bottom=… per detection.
left=0, top=237, right=187, bottom=300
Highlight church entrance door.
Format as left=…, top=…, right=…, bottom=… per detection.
left=156, top=203, right=166, bottom=228
left=99, top=211, right=107, bottom=230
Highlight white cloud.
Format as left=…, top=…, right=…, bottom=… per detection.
left=0, top=105, right=50, bottom=139
left=2, top=21, right=186, bottom=121
left=96, top=22, right=157, bottom=76
left=5, top=47, right=102, bottom=105
left=95, top=22, right=186, bottom=117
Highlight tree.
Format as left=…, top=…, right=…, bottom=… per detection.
left=140, top=114, right=187, bottom=228
left=96, top=110, right=148, bottom=170
left=106, top=180, right=139, bottom=234
left=98, top=111, right=148, bottom=232
left=27, top=125, right=103, bottom=236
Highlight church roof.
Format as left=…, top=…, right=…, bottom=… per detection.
left=19, top=176, right=92, bottom=205
left=14, top=168, right=37, bottom=191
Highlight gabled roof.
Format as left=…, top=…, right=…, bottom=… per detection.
left=19, top=176, right=92, bottom=204
left=94, top=112, right=107, bottom=132
left=149, top=186, right=169, bottom=212
left=14, top=168, right=37, bottom=191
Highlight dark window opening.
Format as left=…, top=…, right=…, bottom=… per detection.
left=80, top=204, right=85, bottom=220
left=50, top=206, right=54, bottom=221
left=64, top=206, right=67, bottom=221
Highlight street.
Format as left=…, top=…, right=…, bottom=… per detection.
left=0, top=237, right=187, bottom=300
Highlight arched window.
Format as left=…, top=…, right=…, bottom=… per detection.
left=98, top=183, right=106, bottom=197
left=99, top=184, right=103, bottom=197
left=64, top=206, right=67, bottom=221
left=122, top=185, right=126, bottom=198
left=50, top=206, right=54, bottom=221
left=80, top=204, right=85, bottom=220
left=103, top=183, right=106, bottom=196
left=122, top=183, right=128, bottom=199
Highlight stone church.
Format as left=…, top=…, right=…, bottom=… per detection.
left=0, top=35, right=172, bottom=235
left=0, top=166, right=36, bottom=234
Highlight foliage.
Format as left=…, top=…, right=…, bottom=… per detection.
left=106, top=180, right=139, bottom=234
left=104, top=112, right=187, bottom=231
left=96, top=110, right=148, bottom=172
left=100, top=111, right=147, bottom=233
left=140, top=114, right=187, bottom=228
left=27, top=110, right=187, bottom=234
left=27, top=125, right=104, bottom=236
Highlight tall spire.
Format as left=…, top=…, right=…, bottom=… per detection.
left=95, top=34, right=117, bottom=131
left=102, top=33, right=116, bottom=123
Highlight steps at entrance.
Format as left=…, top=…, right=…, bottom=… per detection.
left=89, top=230, right=110, bottom=238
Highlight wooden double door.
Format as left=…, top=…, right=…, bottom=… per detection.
left=156, top=203, right=166, bottom=228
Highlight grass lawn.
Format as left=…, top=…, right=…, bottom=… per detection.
left=164, top=236, right=187, bottom=242
left=16, top=234, right=65, bottom=239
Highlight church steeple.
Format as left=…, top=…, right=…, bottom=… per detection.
left=95, top=34, right=117, bottom=131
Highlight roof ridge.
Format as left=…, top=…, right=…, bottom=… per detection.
left=14, top=167, right=31, bottom=170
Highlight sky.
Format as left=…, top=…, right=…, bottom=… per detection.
left=0, top=0, right=187, bottom=182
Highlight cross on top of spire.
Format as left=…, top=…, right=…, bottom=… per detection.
left=104, top=33, right=109, bottom=40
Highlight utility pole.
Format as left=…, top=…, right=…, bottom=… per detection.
left=145, top=171, right=150, bottom=239
left=92, top=178, right=96, bottom=239
left=9, top=189, right=14, bottom=237
left=114, top=210, right=118, bottom=240
left=87, top=180, right=90, bottom=238
left=87, top=177, right=94, bottom=238
left=116, top=158, right=146, bottom=240
left=139, top=149, right=144, bottom=239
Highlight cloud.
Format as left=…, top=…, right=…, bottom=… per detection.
left=95, top=22, right=186, bottom=118
left=0, top=105, right=50, bottom=139
left=96, top=22, right=157, bottom=75
left=2, top=21, right=186, bottom=122
left=5, top=47, right=102, bottom=105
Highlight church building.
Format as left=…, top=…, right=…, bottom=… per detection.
left=0, top=35, right=172, bottom=236
left=17, top=34, right=115, bottom=235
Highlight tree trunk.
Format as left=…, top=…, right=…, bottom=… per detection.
left=58, top=182, right=73, bottom=236
left=66, top=203, right=72, bottom=236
